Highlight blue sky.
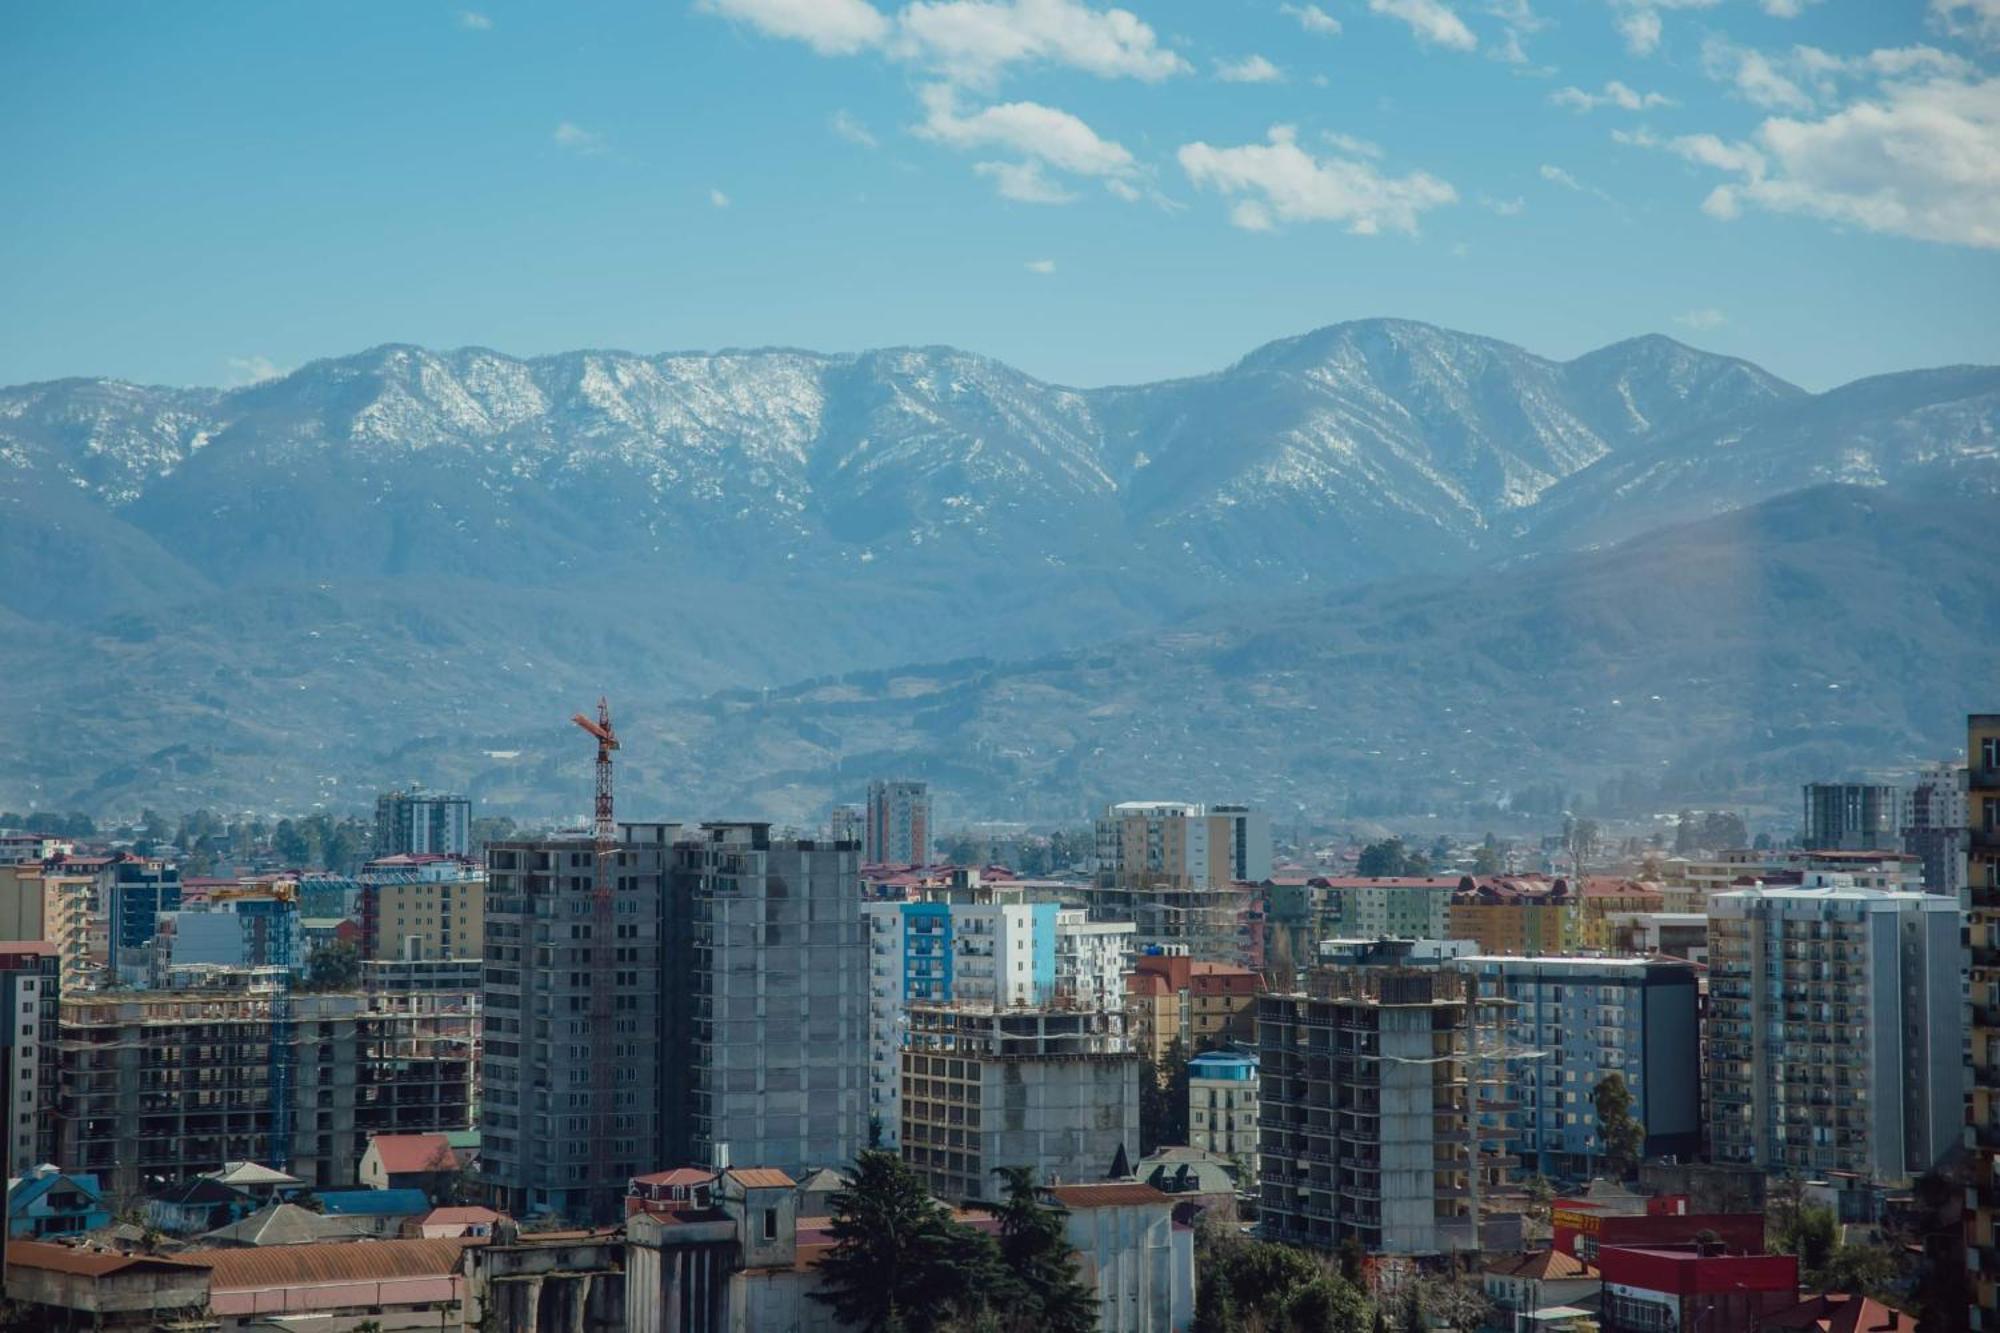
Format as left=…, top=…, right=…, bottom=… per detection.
left=2, top=0, right=1995, bottom=391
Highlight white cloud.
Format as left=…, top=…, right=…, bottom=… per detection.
left=1673, top=307, right=1728, bottom=329
left=225, top=356, right=285, bottom=386
left=552, top=121, right=606, bottom=154
left=457, top=10, right=493, bottom=30
left=918, top=84, right=1134, bottom=175
left=1551, top=80, right=1676, bottom=111
left=1539, top=163, right=1582, bottom=189
left=1177, top=124, right=1456, bottom=234
left=1761, top=0, right=1818, bottom=15
left=1629, top=71, right=2000, bottom=249
left=1618, top=9, right=1662, bottom=55
left=1024, top=258, right=1058, bottom=273
left=1701, top=36, right=1813, bottom=111
left=895, top=0, right=1188, bottom=86
left=1480, top=193, right=1526, bottom=214
left=698, top=0, right=890, bottom=55
left=709, top=187, right=731, bottom=208
left=975, top=159, right=1077, bottom=202
left=1322, top=130, right=1383, bottom=158
left=1104, top=178, right=1142, bottom=201
left=1216, top=54, right=1284, bottom=83
left=1368, top=0, right=1477, bottom=50
left=1282, top=3, right=1343, bottom=35
left=831, top=110, right=880, bottom=148
left=1930, top=0, right=2000, bottom=46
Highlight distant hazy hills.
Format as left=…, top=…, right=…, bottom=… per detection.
left=1, top=319, right=1994, bottom=820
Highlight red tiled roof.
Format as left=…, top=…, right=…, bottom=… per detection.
left=1755, top=1293, right=1904, bottom=1332
left=631, top=1167, right=718, bottom=1188
left=421, top=1206, right=503, bottom=1225
left=193, top=1237, right=473, bottom=1289
left=1485, top=1249, right=1594, bottom=1280
left=724, top=1168, right=795, bottom=1189
left=368, top=1133, right=455, bottom=1174
left=1046, top=1183, right=1172, bottom=1209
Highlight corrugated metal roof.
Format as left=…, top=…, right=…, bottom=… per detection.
left=367, top=1133, right=456, bottom=1175
left=193, top=1237, right=473, bottom=1289
left=4, top=1241, right=207, bottom=1277
left=724, top=1168, right=795, bottom=1189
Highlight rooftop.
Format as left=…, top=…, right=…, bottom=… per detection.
left=1045, top=1183, right=1173, bottom=1209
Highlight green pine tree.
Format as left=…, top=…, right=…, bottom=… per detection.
left=989, top=1166, right=1097, bottom=1333
left=813, top=1150, right=1004, bottom=1333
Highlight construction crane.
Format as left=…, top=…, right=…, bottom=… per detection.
left=570, top=697, right=619, bottom=1221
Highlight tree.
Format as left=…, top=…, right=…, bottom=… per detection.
left=813, top=1150, right=1003, bottom=1332
left=1470, top=839, right=1504, bottom=876
left=1287, top=1275, right=1372, bottom=1333
left=1357, top=839, right=1427, bottom=878
left=1592, top=1073, right=1645, bottom=1179
left=302, top=940, right=361, bottom=992
left=1141, top=1039, right=1192, bottom=1154
left=1523, top=1173, right=1554, bottom=1224
left=988, top=1167, right=1096, bottom=1333
left=1770, top=1200, right=1838, bottom=1276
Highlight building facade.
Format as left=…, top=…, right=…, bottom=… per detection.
left=54, top=982, right=474, bottom=1199
left=0, top=941, right=59, bottom=1178
left=1969, top=714, right=2000, bottom=1330
left=373, top=787, right=472, bottom=858
left=360, top=854, right=485, bottom=961
left=1802, top=782, right=1901, bottom=852
left=1258, top=967, right=1512, bottom=1255
left=1707, top=879, right=1962, bottom=1185
left=1187, top=1051, right=1258, bottom=1177
left=1904, top=760, right=1969, bottom=899
left=900, top=1002, right=1141, bottom=1203
left=865, top=779, right=931, bottom=865
left=480, top=829, right=667, bottom=1223
left=1090, top=802, right=1271, bottom=958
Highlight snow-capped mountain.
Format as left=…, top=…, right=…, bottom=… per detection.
left=0, top=317, right=1991, bottom=815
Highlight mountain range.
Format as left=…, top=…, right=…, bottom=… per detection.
left=2, top=318, right=1995, bottom=823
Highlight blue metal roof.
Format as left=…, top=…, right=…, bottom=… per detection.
left=316, top=1188, right=430, bottom=1216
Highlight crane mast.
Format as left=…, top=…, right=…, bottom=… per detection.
left=569, top=697, right=619, bottom=1219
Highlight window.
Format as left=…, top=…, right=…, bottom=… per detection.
left=763, top=1208, right=778, bottom=1240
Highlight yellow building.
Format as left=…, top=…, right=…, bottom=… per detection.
left=1969, top=713, right=2000, bottom=1330
left=363, top=857, right=484, bottom=961
left=1447, top=881, right=1581, bottom=955
left=0, top=864, right=94, bottom=988
left=1577, top=877, right=1667, bottom=951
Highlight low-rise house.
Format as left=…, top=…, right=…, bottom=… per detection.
left=1482, top=1250, right=1600, bottom=1326
left=196, top=1201, right=367, bottom=1248
left=1, top=1240, right=210, bottom=1330
left=410, top=1204, right=505, bottom=1238
left=359, top=1131, right=460, bottom=1194
left=6, top=1165, right=110, bottom=1240
left=146, top=1177, right=255, bottom=1237
left=1596, top=1246, right=1799, bottom=1332
left=626, top=1167, right=719, bottom=1219
left=1754, top=1292, right=1904, bottom=1331
left=195, top=1236, right=474, bottom=1330
left=314, top=1186, right=432, bottom=1236
left=201, top=1161, right=303, bottom=1205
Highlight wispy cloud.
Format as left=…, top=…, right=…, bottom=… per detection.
left=975, top=160, right=1076, bottom=203
left=895, top=0, right=1189, bottom=87
left=552, top=121, right=606, bottom=154
left=457, top=10, right=493, bottom=30
left=1674, top=307, right=1728, bottom=329
left=1931, top=0, right=2000, bottom=48
left=225, top=355, right=285, bottom=387
left=1550, top=80, right=1676, bottom=112
left=1701, top=36, right=1813, bottom=111
left=1281, top=3, right=1343, bottom=35
left=831, top=109, right=880, bottom=148
left=1024, top=258, right=1057, bottom=273
left=698, top=0, right=889, bottom=55
left=1367, top=0, right=1477, bottom=51
left=920, top=84, right=1139, bottom=203
left=709, top=187, right=732, bottom=208
left=1540, top=162, right=1617, bottom=203
left=1216, top=54, right=1284, bottom=83
left=1479, top=193, right=1526, bottom=215
left=1178, top=124, right=1456, bottom=233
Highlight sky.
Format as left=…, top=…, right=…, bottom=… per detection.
left=2, top=0, right=1996, bottom=393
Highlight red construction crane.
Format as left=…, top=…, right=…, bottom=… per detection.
left=570, top=698, right=618, bottom=849
left=570, top=697, right=618, bottom=1220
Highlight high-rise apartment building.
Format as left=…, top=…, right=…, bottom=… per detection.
left=482, top=822, right=867, bottom=1224
left=1707, top=878, right=1962, bottom=1186
left=865, top=779, right=931, bottom=865
left=863, top=886, right=1132, bottom=1147
left=828, top=804, right=865, bottom=848
left=0, top=863, right=94, bottom=990
left=900, top=1001, right=1141, bottom=1203
left=1904, top=760, right=1969, bottom=899
left=106, top=857, right=180, bottom=985
left=0, top=941, right=59, bottom=1178
left=150, top=890, right=302, bottom=981
left=661, top=822, right=867, bottom=1176
left=1315, top=941, right=1701, bottom=1180
left=359, top=855, right=484, bottom=961
left=480, top=830, right=666, bottom=1223
left=54, top=979, right=474, bottom=1198
left=1258, top=967, right=1512, bottom=1255
left=1967, top=714, right=2000, bottom=1330
left=374, top=787, right=473, bottom=858
left=1090, top=802, right=1272, bottom=958
left=1801, top=783, right=1901, bottom=852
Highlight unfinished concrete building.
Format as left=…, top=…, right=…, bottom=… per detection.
left=900, top=1001, right=1142, bottom=1203
left=54, top=980, right=474, bottom=1200
left=1258, top=967, right=1514, bottom=1255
